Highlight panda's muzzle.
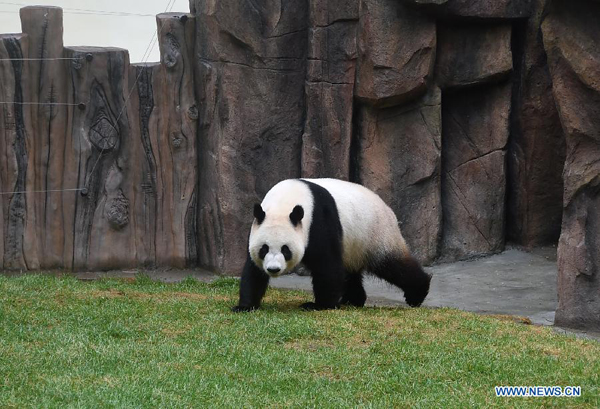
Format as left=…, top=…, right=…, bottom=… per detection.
left=264, top=252, right=286, bottom=276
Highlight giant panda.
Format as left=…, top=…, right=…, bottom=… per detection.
left=232, top=178, right=432, bottom=312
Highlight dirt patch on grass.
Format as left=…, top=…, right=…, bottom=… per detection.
left=87, top=289, right=127, bottom=298
left=262, top=293, right=311, bottom=311
left=311, top=366, right=341, bottom=380
left=486, top=314, right=532, bottom=325
left=285, top=332, right=372, bottom=352
left=538, top=345, right=562, bottom=357
left=78, top=289, right=230, bottom=303
left=169, top=292, right=208, bottom=300
left=160, top=292, right=231, bottom=302
left=161, top=323, right=193, bottom=338
left=3, top=297, right=33, bottom=307
left=285, top=338, right=335, bottom=351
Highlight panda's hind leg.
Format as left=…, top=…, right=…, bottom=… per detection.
left=340, top=272, right=367, bottom=307
left=370, top=254, right=431, bottom=307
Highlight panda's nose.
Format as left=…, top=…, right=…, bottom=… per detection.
left=267, top=267, right=281, bottom=274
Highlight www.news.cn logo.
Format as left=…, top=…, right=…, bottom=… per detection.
left=495, top=386, right=581, bottom=397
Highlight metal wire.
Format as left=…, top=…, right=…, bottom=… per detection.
left=0, top=0, right=179, bottom=195
left=0, top=10, right=154, bottom=17
left=0, top=2, right=156, bottom=17
left=85, top=0, right=177, bottom=186
left=0, top=188, right=84, bottom=195
left=0, top=101, right=84, bottom=106
left=0, top=57, right=79, bottom=61
left=0, top=60, right=91, bottom=196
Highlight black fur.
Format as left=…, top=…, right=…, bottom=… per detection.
left=289, top=205, right=304, bottom=226
left=254, top=204, right=265, bottom=224
left=281, top=245, right=292, bottom=261
left=340, top=272, right=367, bottom=307
left=369, top=254, right=432, bottom=307
left=258, top=244, right=269, bottom=259
left=232, top=253, right=270, bottom=312
left=298, top=180, right=345, bottom=310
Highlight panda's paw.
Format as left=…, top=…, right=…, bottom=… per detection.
left=231, top=305, right=257, bottom=313
left=300, top=302, right=318, bottom=311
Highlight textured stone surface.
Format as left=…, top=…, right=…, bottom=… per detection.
left=403, top=0, right=532, bottom=19
left=65, top=45, right=134, bottom=271
left=194, top=0, right=308, bottom=274
left=356, top=87, right=442, bottom=265
left=302, top=82, right=354, bottom=179
left=543, top=0, right=600, bottom=331
left=309, top=0, right=360, bottom=26
left=507, top=0, right=565, bottom=247
left=141, top=13, right=198, bottom=268
left=441, top=83, right=511, bottom=260
left=306, top=19, right=357, bottom=85
left=20, top=7, right=66, bottom=269
left=556, top=185, right=600, bottom=331
left=302, top=1, right=358, bottom=179
left=355, top=0, right=436, bottom=107
left=436, top=24, right=512, bottom=89
left=0, top=33, right=36, bottom=270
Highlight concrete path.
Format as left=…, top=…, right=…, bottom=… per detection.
left=270, top=247, right=559, bottom=326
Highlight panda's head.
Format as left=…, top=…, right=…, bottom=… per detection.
left=248, top=203, right=305, bottom=277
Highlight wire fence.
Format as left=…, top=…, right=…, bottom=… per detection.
left=0, top=57, right=78, bottom=61
left=0, top=1, right=157, bottom=17
left=0, top=188, right=85, bottom=195
left=84, top=0, right=176, bottom=186
left=0, top=0, right=179, bottom=197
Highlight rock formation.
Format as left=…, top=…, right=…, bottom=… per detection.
left=194, top=0, right=308, bottom=273
left=355, top=87, right=442, bottom=264
left=441, top=83, right=511, bottom=260
left=542, top=0, right=600, bottom=330
left=507, top=0, right=565, bottom=248
left=302, top=0, right=358, bottom=180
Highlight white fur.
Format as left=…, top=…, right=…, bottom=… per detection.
left=304, top=178, right=409, bottom=271
left=264, top=252, right=286, bottom=272
left=248, top=178, right=408, bottom=276
left=249, top=180, right=314, bottom=276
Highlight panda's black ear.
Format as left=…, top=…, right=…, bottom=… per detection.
left=289, top=205, right=304, bottom=226
left=254, top=204, right=266, bottom=224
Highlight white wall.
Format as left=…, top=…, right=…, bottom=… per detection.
left=0, top=0, right=191, bottom=62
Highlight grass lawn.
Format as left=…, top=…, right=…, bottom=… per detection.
left=0, top=274, right=598, bottom=408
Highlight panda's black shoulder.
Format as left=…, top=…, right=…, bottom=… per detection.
left=299, top=180, right=343, bottom=261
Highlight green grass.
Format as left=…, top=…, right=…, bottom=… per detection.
left=0, top=274, right=598, bottom=408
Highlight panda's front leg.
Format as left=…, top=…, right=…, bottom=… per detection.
left=232, top=254, right=270, bottom=312
left=301, top=261, right=345, bottom=311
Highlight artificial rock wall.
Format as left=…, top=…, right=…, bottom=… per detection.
left=1, top=1, right=599, bottom=329
left=542, top=0, right=600, bottom=330
left=191, top=0, right=565, bottom=272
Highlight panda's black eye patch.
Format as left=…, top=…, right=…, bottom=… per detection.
left=281, top=245, right=292, bottom=261
left=259, top=244, right=269, bottom=259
